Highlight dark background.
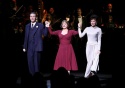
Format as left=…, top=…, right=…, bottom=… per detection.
left=1, top=1, right=124, bottom=86
left=1, top=0, right=123, bottom=72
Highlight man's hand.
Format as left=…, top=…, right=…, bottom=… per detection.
left=23, top=49, right=26, bottom=52
left=78, top=23, right=81, bottom=28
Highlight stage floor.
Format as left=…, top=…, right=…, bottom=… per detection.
left=16, top=72, right=112, bottom=88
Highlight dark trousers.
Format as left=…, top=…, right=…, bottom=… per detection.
left=27, top=51, right=41, bottom=75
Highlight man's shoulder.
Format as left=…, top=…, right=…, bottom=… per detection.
left=82, top=16, right=87, bottom=18
left=25, top=23, right=30, bottom=27
left=37, top=22, right=44, bottom=26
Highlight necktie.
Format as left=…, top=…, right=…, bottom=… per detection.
left=31, top=24, right=33, bottom=29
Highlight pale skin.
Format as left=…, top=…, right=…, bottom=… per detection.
left=45, top=20, right=77, bottom=74
left=45, top=20, right=69, bottom=35
left=23, top=13, right=49, bottom=52
left=30, top=13, right=36, bottom=23
left=23, top=13, right=37, bottom=52
left=61, top=21, right=68, bottom=35
left=78, top=19, right=101, bottom=54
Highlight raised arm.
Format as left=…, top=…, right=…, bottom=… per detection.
left=78, top=27, right=87, bottom=38
left=97, top=28, right=102, bottom=51
left=45, top=21, right=59, bottom=35
left=71, top=30, right=78, bottom=35
left=48, top=27, right=59, bottom=35
left=78, top=23, right=87, bottom=38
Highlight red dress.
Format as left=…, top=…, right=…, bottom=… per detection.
left=48, top=27, right=78, bottom=70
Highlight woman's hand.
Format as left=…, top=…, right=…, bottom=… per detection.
left=45, top=21, right=50, bottom=27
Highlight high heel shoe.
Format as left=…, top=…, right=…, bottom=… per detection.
left=68, top=70, right=70, bottom=74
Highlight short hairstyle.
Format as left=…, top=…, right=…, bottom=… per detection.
left=90, top=14, right=98, bottom=21
left=30, top=12, right=37, bottom=16
left=65, top=14, right=70, bottom=18
left=60, top=20, right=69, bottom=28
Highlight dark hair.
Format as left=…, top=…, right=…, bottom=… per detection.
left=90, top=14, right=98, bottom=21
left=65, top=14, right=70, bottom=18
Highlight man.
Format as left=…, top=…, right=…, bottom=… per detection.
left=23, top=12, right=48, bottom=75
left=72, top=8, right=88, bottom=72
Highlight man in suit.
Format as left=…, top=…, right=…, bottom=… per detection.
left=23, top=12, right=48, bottom=75
left=72, top=8, right=88, bottom=72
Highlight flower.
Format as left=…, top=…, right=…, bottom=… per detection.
left=36, top=26, right=38, bottom=28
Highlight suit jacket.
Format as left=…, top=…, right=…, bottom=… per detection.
left=23, top=22, right=48, bottom=51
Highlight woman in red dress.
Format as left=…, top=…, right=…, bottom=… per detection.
left=46, top=20, right=78, bottom=73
